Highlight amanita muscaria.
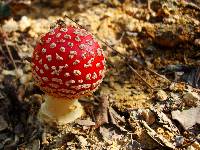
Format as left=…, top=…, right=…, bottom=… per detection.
left=32, top=24, right=106, bottom=125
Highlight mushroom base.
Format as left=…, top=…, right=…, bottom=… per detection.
left=38, top=95, right=84, bottom=125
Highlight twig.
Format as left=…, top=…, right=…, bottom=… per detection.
left=145, top=68, right=171, bottom=83
left=128, top=65, right=154, bottom=89
left=147, top=0, right=151, bottom=12
left=110, top=31, right=125, bottom=46
left=96, top=38, right=154, bottom=89
left=64, top=15, right=154, bottom=89
left=195, top=66, right=200, bottom=88
left=147, top=0, right=156, bottom=16
left=4, top=40, right=19, bottom=78
left=181, top=0, right=200, bottom=11
left=0, top=45, right=12, bottom=63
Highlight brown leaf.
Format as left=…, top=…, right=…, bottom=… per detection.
left=75, top=119, right=95, bottom=126
left=94, top=95, right=109, bottom=128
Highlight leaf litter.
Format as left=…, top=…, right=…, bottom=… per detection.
left=0, top=0, right=200, bottom=149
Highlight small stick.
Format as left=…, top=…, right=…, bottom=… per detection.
left=145, top=68, right=171, bottom=83
left=110, top=31, right=125, bottom=46
left=180, top=0, right=200, bottom=11
left=147, top=0, right=151, bottom=12
left=128, top=65, right=154, bottom=89
left=0, top=45, right=12, bottom=63
left=147, top=0, right=155, bottom=16
left=194, top=66, right=200, bottom=88
left=4, top=40, right=19, bottom=78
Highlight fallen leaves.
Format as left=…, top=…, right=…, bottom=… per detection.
left=171, top=107, right=200, bottom=130
left=141, top=120, right=175, bottom=149
left=0, top=0, right=200, bottom=149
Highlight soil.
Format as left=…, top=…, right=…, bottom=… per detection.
left=0, top=0, right=200, bottom=149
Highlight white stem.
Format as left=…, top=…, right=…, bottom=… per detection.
left=38, top=95, right=84, bottom=125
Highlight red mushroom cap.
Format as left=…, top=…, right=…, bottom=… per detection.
left=32, top=25, right=106, bottom=99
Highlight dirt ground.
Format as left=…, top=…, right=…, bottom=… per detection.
left=0, top=0, right=200, bottom=149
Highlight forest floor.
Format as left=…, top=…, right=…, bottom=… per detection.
left=0, top=0, right=200, bottom=149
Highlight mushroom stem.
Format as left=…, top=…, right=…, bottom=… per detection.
left=38, top=95, right=84, bottom=125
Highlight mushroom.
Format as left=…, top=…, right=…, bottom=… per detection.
left=32, top=24, right=106, bottom=125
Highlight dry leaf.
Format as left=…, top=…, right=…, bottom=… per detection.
left=95, top=95, right=109, bottom=128
left=171, top=107, right=200, bottom=130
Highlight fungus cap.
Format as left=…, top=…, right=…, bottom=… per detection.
left=32, top=26, right=106, bottom=99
